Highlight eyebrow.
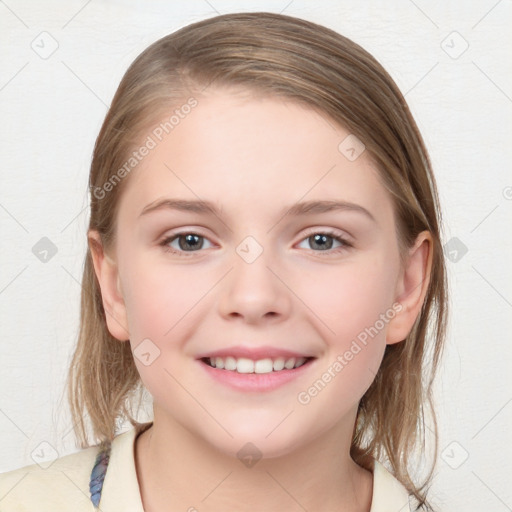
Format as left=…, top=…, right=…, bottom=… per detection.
left=138, top=198, right=376, bottom=223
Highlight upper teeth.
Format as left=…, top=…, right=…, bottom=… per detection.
left=208, top=356, right=307, bottom=373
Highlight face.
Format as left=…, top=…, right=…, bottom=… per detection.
left=92, top=86, right=429, bottom=460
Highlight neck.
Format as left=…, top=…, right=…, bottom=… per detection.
left=134, top=409, right=373, bottom=512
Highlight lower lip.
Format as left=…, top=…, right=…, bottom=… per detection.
left=197, top=358, right=315, bottom=392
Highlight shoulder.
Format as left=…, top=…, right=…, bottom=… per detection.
left=370, top=459, right=414, bottom=512
left=0, top=442, right=101, bottom=512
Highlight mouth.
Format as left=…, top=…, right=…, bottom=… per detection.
left=200, top=355, right=315, bottom=374
left=197, top=351, right=317, bottom=392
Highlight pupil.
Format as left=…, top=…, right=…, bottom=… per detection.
left=311, top=234, right=332, bottom=250
left=180, top=234, right=202, bottom=250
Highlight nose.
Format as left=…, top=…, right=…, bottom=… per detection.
left=217, top=244, right=292, bottom=325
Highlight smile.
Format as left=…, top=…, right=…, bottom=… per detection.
left=198, top=355, right=316, bottom=392
left=202, top=356, right=312, bottom=373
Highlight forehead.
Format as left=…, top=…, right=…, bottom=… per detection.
left=117, top=88, right=394, bottom=225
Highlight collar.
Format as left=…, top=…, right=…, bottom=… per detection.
left=98, top=423, right=410, bottom=511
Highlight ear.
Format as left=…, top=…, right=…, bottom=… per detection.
left=88, top=230, right=130, bottom=342
left=386, top=230, right=433, bottom=345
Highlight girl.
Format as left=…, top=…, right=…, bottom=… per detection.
left=0, top=11, right=447, bottom=512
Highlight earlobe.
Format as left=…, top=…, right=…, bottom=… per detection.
left=88, top=230, right=130, bottom=341
left=386, top=230, right=433, bottom=345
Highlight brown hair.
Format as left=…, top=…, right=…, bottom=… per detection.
left=66, top=12, right=447, bottom=510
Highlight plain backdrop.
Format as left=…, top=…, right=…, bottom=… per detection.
left=1, top=1, right=511, bottom=510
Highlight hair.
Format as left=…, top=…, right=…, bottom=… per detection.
left=66, top=11, right=448, bottom=510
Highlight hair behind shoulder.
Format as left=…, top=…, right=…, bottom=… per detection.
left=66, top=12, right=447, bottom=510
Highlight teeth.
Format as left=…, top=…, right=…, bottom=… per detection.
left=295, top=357, right=306, bottom=367
left=224, top=356, right=237, bottom=371
left=236, top=358, right=254, bottom=373
left=272, top=358, right=285, bottom=371
left=254, top=358, right=273, bottom=373
left=206, top=355, right=310, bottom=373
left=284, top=358, right=295, bottom=369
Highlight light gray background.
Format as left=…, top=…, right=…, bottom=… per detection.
left=1, top=1, right=511, bottom=510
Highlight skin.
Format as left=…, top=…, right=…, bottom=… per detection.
left=89, top=86, right=432, bottom=512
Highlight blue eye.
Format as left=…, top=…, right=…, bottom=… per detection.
left=160, top=229, right=352, bottom=257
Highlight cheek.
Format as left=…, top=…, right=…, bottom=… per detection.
left=302, top=251, right=399, bottom=338
left=120, top=251, right=203, bottom=338
left=119, top=253, right=218, bottom=390
left=296, top=252, right=399, bottom=394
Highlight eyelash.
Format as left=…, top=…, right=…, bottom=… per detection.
left=159, top=228, right=353, bottom=257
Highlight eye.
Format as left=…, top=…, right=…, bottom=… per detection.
left=159, top=229, right=352, bottom=257
left=160, top=232, right=213, bottom=256
left=296, top=229, right=352, bottom=254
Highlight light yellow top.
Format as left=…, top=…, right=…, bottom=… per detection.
left=0, top=423, right=412, bottom=511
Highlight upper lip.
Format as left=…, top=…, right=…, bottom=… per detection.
left=196, top=345, right=316, bottom=360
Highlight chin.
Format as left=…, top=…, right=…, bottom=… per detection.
left=200, top=415, right=311, bottom=462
